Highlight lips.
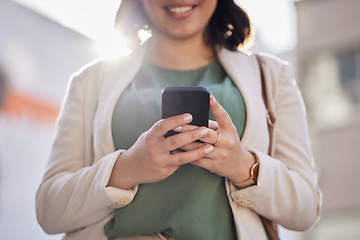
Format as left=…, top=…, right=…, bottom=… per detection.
left=164, top=4, right=197, bottom=19
left=168, top=6, right=193, bottom=14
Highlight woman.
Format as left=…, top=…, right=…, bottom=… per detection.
left=36, top=0, right=321, bottom=239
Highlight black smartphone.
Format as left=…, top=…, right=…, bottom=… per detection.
left=162, top=86, right=210, bottom=138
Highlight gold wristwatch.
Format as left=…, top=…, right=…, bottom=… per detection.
left=236, top=158, right=259, bottom=189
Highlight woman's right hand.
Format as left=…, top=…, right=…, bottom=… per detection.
left=107, top=113, right=215, bottom=190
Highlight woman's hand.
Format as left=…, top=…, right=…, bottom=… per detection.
left=178, top=96, right=256, bottom=187
left=108, top=113, right=215, bottom=190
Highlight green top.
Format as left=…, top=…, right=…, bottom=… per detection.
left=104, top=59, right=246, bottom=240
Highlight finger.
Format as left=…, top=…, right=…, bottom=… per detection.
left=180, top=129, right=218, bottom=150
left=174, top=121, right=217, bottom=134
left=169, top=144, right=214, bottom=165
left=180, top=141, right=206, bottom=151
left=163, top=127, right=210, bottom=153
left=173, top=124, right=200, bottom=133
left=176, top=126, right=218, bottom=145
left=150, top=113, right=193, bottom=139
left=174, top=121, right=218, bottom=133
left=198, top=129, right=218, bottom=144
left=210, top=96, right=234, bottom=130
left=208, top=120, right=219, bottom=131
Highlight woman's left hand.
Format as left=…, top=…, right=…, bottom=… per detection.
left=178, top=96, right=256, bottom=186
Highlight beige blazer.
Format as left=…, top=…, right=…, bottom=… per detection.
left=36, top=45, right=321, bottom=240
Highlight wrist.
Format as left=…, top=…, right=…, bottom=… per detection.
left=107, top=151, right=137, bottom=190
left=233, top=152, right=259, bottom=189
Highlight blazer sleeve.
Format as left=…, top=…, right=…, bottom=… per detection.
left=231, top=56, right=322, bottom=231
left=35, top=68, right=137, bottom=235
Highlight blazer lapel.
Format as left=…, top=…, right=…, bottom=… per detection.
left=217, top=48, right=266, bottom=149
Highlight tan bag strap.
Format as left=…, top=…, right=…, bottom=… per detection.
left=255, top=53, right=280, bottom=240
left=256, top=54, right=276, bottom=154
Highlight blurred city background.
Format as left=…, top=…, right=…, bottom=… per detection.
left=0, top=0, right=359, bottom=239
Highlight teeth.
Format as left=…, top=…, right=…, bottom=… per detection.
left=168, top=6, right=192, bottom=14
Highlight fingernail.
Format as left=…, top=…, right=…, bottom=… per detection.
left=200, top=128, right=208, bottom=136
left=184, top=114, right=192, bottom=122
left=210, top=95, right=216, bottom=104
left=205, top=145, right=214, bottom=154
left=174, top=126, right=182, bottom=131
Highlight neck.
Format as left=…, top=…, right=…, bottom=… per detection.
left=146, top=35, right=216, bottom=70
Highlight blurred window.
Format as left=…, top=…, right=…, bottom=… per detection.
left=302, top=48, right=360, bottom=127
left=336, top=51, right=360, bottom=104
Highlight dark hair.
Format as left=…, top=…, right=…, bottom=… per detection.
left=114, top=0, right=253, bottom=51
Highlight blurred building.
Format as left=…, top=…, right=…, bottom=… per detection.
left=0, top=0, right=100, bottom=239
left=296, top=0, right=360, bottom=239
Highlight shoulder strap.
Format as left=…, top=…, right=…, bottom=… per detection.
left=255, top=54, right=276, bottom=155
left=255, top=53, right=280, bottom=240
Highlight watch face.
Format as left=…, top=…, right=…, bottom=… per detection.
left=253, top=162, right=259, bottom=182
left=236, top=159, right=259, bottom=189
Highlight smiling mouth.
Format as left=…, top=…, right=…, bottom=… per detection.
left=166, top=5, right=196, bottom=15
